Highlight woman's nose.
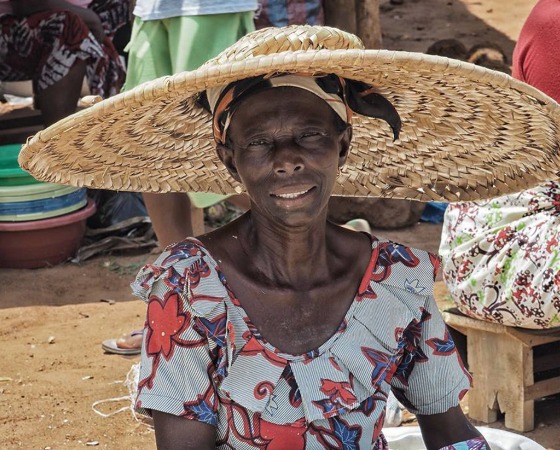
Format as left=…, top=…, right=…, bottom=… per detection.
left=272, top=141, right=304, bottom=175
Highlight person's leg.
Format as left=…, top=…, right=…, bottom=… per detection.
left=1, top=10, right=99, bottom=127
left=36, top=59, right=87, bottom=126
left=143, top=12, right=257, bottom=245
left=141, top=13, right=257, bottom=247
left=167, top=12, right=255, bottom=71
left=122, top=17, right=172, bottom=90
left=124, top=17, right=195, bottom=247
left=142, top=192, right=200, bottom=247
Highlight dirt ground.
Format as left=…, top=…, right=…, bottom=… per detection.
left=2, top=0, right=559, bottom=449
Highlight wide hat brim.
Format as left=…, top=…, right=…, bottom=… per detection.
left=19, top=34, right=560, bottom=202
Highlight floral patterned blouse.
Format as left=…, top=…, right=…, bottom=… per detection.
left=132, top=237, right=471, bottom=449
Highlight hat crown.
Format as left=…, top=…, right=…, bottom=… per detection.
left=205, top=25, right=365, bottom=66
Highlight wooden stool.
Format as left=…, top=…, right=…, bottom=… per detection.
left=443, top=311, right=560, bottom=432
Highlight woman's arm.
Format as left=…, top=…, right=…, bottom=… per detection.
left=11, top=0, right=105, bottom=42
left=153, top=410, right=216, bottom=450
left=417, top=405, right=489, bottom=450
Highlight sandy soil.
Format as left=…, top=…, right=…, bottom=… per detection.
left=2, top=0, right=558, bottom=449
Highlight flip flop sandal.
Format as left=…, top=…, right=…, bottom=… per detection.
left=101, top=330, right=143, bottom=356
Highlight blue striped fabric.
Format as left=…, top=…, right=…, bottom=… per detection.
left=0, top=188, right=87, bottom=216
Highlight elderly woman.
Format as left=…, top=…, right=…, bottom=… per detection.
left=20, top=26, right=560, bottom=449
left=131, top=78, right=483, bottom=449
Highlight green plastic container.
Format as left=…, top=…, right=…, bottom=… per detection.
left=0, top=143, right=41, bottom=186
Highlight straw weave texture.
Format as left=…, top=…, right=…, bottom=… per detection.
left=19, top=26, right=560, bottom=201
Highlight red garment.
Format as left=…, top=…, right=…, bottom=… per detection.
left=512, top=0, right=560, bottom=102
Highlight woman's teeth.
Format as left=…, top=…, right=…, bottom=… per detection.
left=275, top=189, right=309, bottom=199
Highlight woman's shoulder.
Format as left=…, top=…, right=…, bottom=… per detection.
left=351, top=237, right=441, bottom=347
left=130, top=238, right=225, bottom=306
left=144, top=237, right=215, bottom=272
left=366, top=235, right=440, bottom=297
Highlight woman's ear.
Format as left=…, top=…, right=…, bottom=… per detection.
left=216, top=143, right=242, bottom=182
left=338, top=125, right=353, bottom=166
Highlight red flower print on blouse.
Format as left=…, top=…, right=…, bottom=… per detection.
left=260, top=418, right=307, bottom=450
left=241, top=334, right=287, bottom=368
left=319, top=379, right=358, bottom=407
left=146, top=291, right=188, bottom=360
left=313, top=379, right=358, bottom=417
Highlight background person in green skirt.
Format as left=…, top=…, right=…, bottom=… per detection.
left=124, top=0, right=257, bottom=249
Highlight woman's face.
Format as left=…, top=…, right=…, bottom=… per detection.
left=217, top=87, right=352, bottom=227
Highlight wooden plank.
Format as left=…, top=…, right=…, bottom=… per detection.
left=443, top=311, right=510, bottom=335
left=507, top=328, right=560, bottom=347
left=442, top=298, right=560, bottom=431
left=466, top=328, right=535, bottom=431
left=466, top=329, right=499, bottom=424
left=443, top=311, right=560, bottom=346
left=0, top=107, right=42, bottom=129
left=525, top=377, right=560, bottom=401
left=0, top=125, right=42, bottom=146
left=499, top=333, right=534, bottom=432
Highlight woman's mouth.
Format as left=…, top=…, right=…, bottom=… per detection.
left=271, top=186, right=314, bottom=199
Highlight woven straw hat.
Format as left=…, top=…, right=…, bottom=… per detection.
left=19, top=25, right=560, bottom=202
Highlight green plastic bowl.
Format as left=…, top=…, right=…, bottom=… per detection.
left=0, top=183, right=80, bottom=203
left=0, top=143, right=41, bottom=186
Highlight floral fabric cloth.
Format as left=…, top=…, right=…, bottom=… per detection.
left=0, top=0, right=127, bottom=99
left=133, top=237, right=471, bottom=449
left=440, top=181, right=560, bottom=329
left=440, top=437, right=488, bottom=450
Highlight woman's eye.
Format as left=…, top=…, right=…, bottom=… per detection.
left=248, top=139, right=269, bottom=147
left=299, top=131, right=325, bottom=141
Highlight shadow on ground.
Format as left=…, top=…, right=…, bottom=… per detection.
left=379, top=0, right=533, bottom=60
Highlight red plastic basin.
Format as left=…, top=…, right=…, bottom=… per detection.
left=0, top=199, right=96, bottom=269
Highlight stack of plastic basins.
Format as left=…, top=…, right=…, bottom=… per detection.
left=0, top=143, right=96, bottom=268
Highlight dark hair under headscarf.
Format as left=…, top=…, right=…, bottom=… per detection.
left=197, top=73, right=401, bottom=144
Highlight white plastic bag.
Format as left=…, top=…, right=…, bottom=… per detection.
left=382, top=426, right=546, bottom=450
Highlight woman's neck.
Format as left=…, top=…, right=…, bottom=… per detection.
left=241, top=211, right=333, bottom=290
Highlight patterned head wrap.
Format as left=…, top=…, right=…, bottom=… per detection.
left=199, top=74, right=401, bottom=145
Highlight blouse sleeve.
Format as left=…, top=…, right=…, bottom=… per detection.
left=132, top=243, right=220, bottom=426
left=390, top=294, right=472, bottom=415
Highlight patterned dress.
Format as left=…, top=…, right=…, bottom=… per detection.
left=133, top=237, right=471, bottom=449
left=440, top=181, right=560, bottom=329
left=0, top=0, right=127, bottom=99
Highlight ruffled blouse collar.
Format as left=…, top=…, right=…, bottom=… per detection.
left=133, top=237, right=436, bottom=425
